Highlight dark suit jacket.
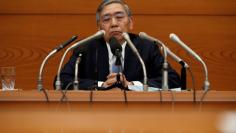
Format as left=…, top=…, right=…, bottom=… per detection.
left=55, top=33, right=181, bottom=90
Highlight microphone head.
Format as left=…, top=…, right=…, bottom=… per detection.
left=139, top=32, right=147, bottom=38
left=99, top=30, right=106, bottom=35
left=139, top=32, right=158, bottom=43
left=95, top=30, right=106, bottom=38
left=56, top=35, right=78, bottom=51
left=108, top=37, right=122, bottom=56
left=122, top=32, right=129, bottom=39
left=169, top=33, right=180, bottom=42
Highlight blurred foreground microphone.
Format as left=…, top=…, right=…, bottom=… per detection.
left=55, top=30, right=105, bottom=90
left=169, top=33, right=210, bottom=91
left=139, top=32, right=189, bottom=90
left=37, top=35, right=77, bottom=91
left=122, top=32, right=148, bottom=91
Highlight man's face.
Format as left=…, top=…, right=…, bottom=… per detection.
left=98, top=3, right=133, bottom=43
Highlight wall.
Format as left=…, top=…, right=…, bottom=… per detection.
left=0, top=0, right=236, bottom=90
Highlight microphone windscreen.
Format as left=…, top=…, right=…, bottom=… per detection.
left=108, top=37, right=122, bottom=56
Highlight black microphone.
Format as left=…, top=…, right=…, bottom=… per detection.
left=37, top=35, right=77, bottom=102
left=109, top=37, right=127, bottom=102
left=109, top=37, right=122, bottom=56
left=56, top=30, right=105, bottom=90
left=108, top=37, right=122, bottom=85
left=55, top=36, right=77, bottom=52
left=109, top=37, right=122, bottom=66
left=38, top=35, right=78, bottom=91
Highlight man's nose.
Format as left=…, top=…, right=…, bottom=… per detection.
left=111, top=17, right=118, bottom=26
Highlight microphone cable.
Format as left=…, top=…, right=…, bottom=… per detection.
left=117, top=56, right=127, bottom=103
left=60, top=82, right=73, bottom=102
left=200, top=87, right=210, bottom=103
left=38, top=35, right=77, bottom=102
left=60, top=53, right=83, bottom=102
left=56, top=82, right=72, bottom=113
left=41, top=88, right=49, bottom=102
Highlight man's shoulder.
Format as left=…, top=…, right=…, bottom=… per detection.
left=76, top=36, right=105, bottom=49
left=129, top=33, right=156, bottom=48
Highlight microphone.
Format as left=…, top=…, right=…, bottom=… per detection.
left=37, top=35, right=77, bottom=91
left=109, top=37, right=122, bottom=66
left=109, top=37, right=126, bottom=100
left=109, top=37, right=122, bottom=56
left=73, top=53, right=82, bottom=90
left=122, top=32, right=148, bottom=91
left=169, top=33, right=210, bottom=91
left=165, top=47, right=189, bottom=68
left=55, top=36, right=78, bottom=52
left=139, top=32, right=181, bottom=63
left=55, top=30, right=105, bottom=90
left=139, top=32, right=190, bottom=90
left=109, top=37, right=123, bottom=87
left=139, top=32, right=169, bottom=90
left=139, top=32, right=189, bottom=67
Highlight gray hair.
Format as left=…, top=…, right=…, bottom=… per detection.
left=96, top=0, right=132, bottom=24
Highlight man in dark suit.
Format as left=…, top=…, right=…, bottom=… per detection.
left=56, top=0, right=181, bottom=90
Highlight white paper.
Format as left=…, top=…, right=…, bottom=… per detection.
left=128, top=85, right=181, bottom=92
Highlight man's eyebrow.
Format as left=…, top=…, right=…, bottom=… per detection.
left=114, top=11, right=125, bottom=15
left=102, top=11, right=125, bottom=17
left=102, top=13, right=111, bottom=17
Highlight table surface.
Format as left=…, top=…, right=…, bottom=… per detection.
left=1, top=89, right=236, bottom=102
left=0, top=90, right=236, bottom=133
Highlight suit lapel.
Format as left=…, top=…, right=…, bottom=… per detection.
left=124, top=38, right=140, bottom=80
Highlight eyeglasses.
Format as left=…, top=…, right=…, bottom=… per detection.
left=100, top=11, right=127, bottom=24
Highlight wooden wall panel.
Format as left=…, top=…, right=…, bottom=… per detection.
left=0, top=0, right=236, bottom=90
left=0, top=0, right=236, bottom=15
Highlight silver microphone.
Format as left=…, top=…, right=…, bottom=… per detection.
left=139, top=32, right=169, bottom=90
left=55, top=30, right=105, bottom=90
left=37, top=35, right=77, bottom=91
left=169, top=33, right=210, bottom=91
left=165, top=47, right=189, bottom=68
left=139, top=32, right=189, bottom=67
left=73, top=53, right=82, bottom=90
left=122, top=32, right=148, bottom=91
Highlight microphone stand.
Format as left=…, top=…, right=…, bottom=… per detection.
left=138, top=32, right=169, bottom=91
left=123, top=33, right=148, bottom=91
left=169, top=33, right=210, bottom=91
left=55, top=30, right=105, bottom=90
left=179, top=61, right=187, bottom=90
left=37, top=35, right=77, bottom=102
left=73, top=53, right=82, bottom=90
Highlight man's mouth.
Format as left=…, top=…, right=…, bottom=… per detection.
left=110, top=31, right=122, bottom=36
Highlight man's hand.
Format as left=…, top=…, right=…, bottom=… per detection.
left=102, top=73, right=117, bottom=88
left=102, top=73, right=133, bottom=88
